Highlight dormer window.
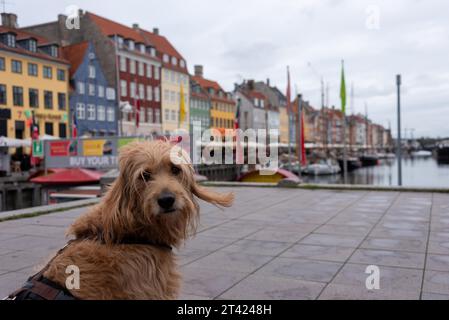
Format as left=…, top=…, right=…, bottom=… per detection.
left=180, top=60, right=185, bottom=68
left=28, top=39, right=37, bottom=52
left=126, top=39, right=135, bottom=50
left=151, top=48, right=156, bottom=57
left=171, top=56, right=177, bottom=66
left=138, top=43, right=145, bottom=53
left=50, top=45, right=59, bottom=57
left=163, top=54, right=169, bottom=63
left=117, top=36, right=124, bottom=48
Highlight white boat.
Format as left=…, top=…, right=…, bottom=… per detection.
left=302, top=160, right=341, bottom=176
left=411, top=150, right=432, bottom=158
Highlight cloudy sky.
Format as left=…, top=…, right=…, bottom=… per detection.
left=9, top=0, right=449, bottom=138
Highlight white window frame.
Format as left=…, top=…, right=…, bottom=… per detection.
left=87, top=104, right=96, bottom=120
left=139, top=84, right=145, bottom=100
left=147, top=108, right=153, bottom=123
left=146, top=64, right=152, bottom=78
left=154, top=67, right=160, bottom=80
left=155, top=109, right=160, bottom=123
left=77, top=82, right=85, bottom=94
left=88, top=65, right=96, bottom=79
left=155, top=87, right=160, bottom=102
left=138, top=62, right=144, bottom=76
left=130, top=82, right=136, bottom=98
left=120, top=80, right=127, bottom=97
left=120, top=56, right=127, bottom=72
left=129, top=60, right=136, bottom=74
left=97, top=105, right=106, bottom=121
left=107, top=108, right=115, bottom=122
left=98, top=85, right=105, bottom=98
left=89, top=84, right=96, bottom=96
left=147, top=86, right=153, bottom=101
left=76, top=103, right=86, bottom=120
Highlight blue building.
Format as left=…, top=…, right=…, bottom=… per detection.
left=63, top=42, right=117, bottom=137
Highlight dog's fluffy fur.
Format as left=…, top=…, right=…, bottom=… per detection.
left=41, top=140, right=233, bottom=300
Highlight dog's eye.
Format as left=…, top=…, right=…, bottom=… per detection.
left=171, top=166, right=181, bottom=176
left=141, top=171, right=153, bottom=182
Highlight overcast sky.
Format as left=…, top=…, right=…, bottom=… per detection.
left=8, top=0, right=449, bottom=138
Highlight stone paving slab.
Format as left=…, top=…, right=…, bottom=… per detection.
left=1, top=187, right=449, bottom=300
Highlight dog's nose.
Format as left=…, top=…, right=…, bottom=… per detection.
left=157, top=192, right=176, bottom=211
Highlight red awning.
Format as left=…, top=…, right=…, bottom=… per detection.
left=30, top=168, right=103, bottom=185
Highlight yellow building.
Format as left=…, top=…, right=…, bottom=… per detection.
left=193, top=66, right=234, bottom=132
left=279, top=106, right=289, bottom=144
left=0, top=21, right=69, bottom=140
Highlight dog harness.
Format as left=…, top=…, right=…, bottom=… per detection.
left=5, top=237, right=172, bottom=300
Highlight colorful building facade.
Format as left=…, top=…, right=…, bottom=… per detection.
left=63, top=42, right=117, bottom=137
left=0, top=15, right=69, bottom=140
left=190, top=78, right=210, bottom=133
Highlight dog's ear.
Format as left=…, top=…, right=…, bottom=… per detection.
left=192, top=183, right=234, bottom=208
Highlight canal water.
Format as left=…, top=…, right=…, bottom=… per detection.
left=302, top=157, right=449, bottom=188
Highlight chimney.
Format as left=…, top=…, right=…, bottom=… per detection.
left=194, top=65, right=203, bottom=78
left=1, top=13, right=18, bottom=28
left=266, top=78, right=270, bottom=86
left=132, top=23, right=139, bottom=30
left=153, top=28, right=159, bottom=35
left=248, top=80, right=255, bottom=90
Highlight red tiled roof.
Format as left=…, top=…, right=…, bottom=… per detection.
left=247, top=91, right=266, bottom=100
left=62, top=41, right=89, bottom=76
left=138, top=28, right=184, bottom=62
left=192, top=75, right=222, bottom=92
left=0, top=26, right=69, bottom=64
left=87, top=12, right=145, bottom=43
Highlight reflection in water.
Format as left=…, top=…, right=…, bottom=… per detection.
left=302, top=157, right=449, bottom=188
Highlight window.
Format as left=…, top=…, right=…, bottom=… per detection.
left=140, top=108, right=145, bottom=123
left=147, top=86, right=153, bottom=101
left=0, top=57, right=5, bottom=71
left=59, top=123, right=67, bottom=138
left=97, top=105, right=106, bottom=121
left=127, top=40, right=135, bottom=50
left=154, top=67, right=160, bottom=80
left=138, top=62, right=144, bottom=76
left=13, top=86, right=23, bottom=106
left=171, top=57, right=177, bottom=66
left=106, top=88, right=116, bottom=100
left=45, top=122, right=53, bottom=136
left=87, top=104, right=95, bottom=120
left=120, top=80, right=127, bottom=97
left=88, top=65, right=96, bottom=79
left=163, top=54, right=169, bottom=63
left=154, top=87, right=160, bottom=102
left=164, top=109, right=169, bottom=121
left=29, top=89, right=39, bottom=108
left=58, top=93, right=66, bottom=110
left=44, top=91, right=53, bottom=109
left=120, top=56, right=127, bottom=72
left=43, top=66, right=52, bottom=79
left=171, top=110, right=176, bottom=121
left=139, top=84, right=145, bottom=100
left=164, top=89, right=169, bottom=101
left=129, top=60, right=136, bottom=74
left=170, top=71, right=175, bottom=83
left=50, top=46, right=58, bottom=58
left=180, top=60, right=185, bottom=68
left=130, top=82, right=136, bottom=98
left=4, top=34, right=15, bottom=47
left=155, top=109, right=160, bottom=123
left=28, top=63, right=38, bottom=76
left=151, top=48, right=156, bottom=57
left=146, top=64, right=152, bottom=78
left=11, top=60, right=22, bottom=73
left=107, top=108, right=115, bottom=122
left=77, top=82, right=85, bottom=94
left=170, top=91, right=175, bottom=103
left=89, top=84, right=95, bottom=96
left=147, top=108, right=153, bottom=123
left=98, top=85, right=105, bottom=98
left=76, top=103, right=85, bottom=119
left=29, top=40, right=37, bottom=53
left=0, top=84, right=6, bottom=104
left=57, top=69, right=65, bottom=81
left=139, top=44, right=145, bottom=54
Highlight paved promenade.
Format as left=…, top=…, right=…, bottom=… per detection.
left=1, top=187, right=449, bottom=299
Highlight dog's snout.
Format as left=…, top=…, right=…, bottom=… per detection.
left=158, top=192, right=176, bottom=211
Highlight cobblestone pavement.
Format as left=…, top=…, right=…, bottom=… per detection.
left=1, top=187, right=449, bottom=300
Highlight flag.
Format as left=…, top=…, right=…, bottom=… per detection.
left=179, top=84, right=186, bottom=126
left=300, top=113, right=307, bottom=166
left=340, top=60, right=347, bottom=114
left=234, top=98, right=241, bottom=130
left=72, top=113, right=78, bottom=138
left=286, top=66, right=291, bottom=114
left=30, top=112, right=39, bottom=166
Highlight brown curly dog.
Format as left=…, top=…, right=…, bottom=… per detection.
left=8, top=140, right=233, bottom=300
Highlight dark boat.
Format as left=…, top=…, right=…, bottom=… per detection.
left=359, top=155, right=379, bottom=167
left=338, top=158, right=362, bottom=172
left=437, top=142, right=449, bottom=164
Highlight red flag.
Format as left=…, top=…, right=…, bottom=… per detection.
left=286, top=66, right=291, bottom=114
left=72, top=113, right=78, bottom=138
left=301, top=113, right=307, bottom=166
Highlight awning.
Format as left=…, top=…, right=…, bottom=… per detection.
left=0, top=136, right=31, bottom=148
left=30, top=168, right=104, bottom=185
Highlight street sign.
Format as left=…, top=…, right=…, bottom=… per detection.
left=32, top=140, right=44, bottom=158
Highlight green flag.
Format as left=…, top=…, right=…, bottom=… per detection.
left=340, top=60, right=346, bottom=114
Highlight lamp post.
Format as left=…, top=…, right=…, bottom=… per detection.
left=396, top=74, right=402, bottom=186
left=119, top=101, right=133, bottom=136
